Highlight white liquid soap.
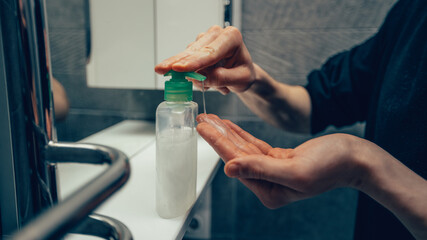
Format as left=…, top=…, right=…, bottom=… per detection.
left=155, top=70, right=206, bottom=218
left=156, top=127, right=197, bottom=218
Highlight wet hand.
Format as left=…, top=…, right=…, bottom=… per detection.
left=155, top=25, right=256, bottom=94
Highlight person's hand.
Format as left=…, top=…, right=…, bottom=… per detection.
left=196, top=114, right=364, bottom=208
left=155, top=25, right=256, bottom=94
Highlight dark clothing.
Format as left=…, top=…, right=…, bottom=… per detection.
left=305, top=0, right=427, bottom=239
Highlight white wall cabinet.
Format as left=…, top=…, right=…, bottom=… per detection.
left=87, top=0, right=231, bottom=89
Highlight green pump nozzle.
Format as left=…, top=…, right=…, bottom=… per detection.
left=164, top=70, right=206, bottom=101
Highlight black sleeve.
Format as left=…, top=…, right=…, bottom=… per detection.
left=305, top=24, right=388, bottom=134
left=305, top=0, right=410, bottom=134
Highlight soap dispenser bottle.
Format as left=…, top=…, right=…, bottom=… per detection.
left=156, top=70, right=206, bottom=218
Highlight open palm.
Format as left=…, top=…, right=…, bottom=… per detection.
left=196, top=114, right=361, bottom=209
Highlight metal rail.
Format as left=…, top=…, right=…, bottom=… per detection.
left=11, top=142, right=132, bottom=240
left=72, top=214, right=133, bottom=240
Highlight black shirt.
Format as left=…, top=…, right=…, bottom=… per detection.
left=305, top=0, right=426, bottom=239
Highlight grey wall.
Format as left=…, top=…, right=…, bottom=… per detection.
left=46, top=0, right=396, bottom=239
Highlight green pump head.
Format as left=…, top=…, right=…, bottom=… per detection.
left=164, top=70, right=206, bottom=101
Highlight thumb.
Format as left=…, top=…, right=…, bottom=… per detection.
left=225, top=155, right=287, bottom=184
left=202, top=65, right=253, bottom=93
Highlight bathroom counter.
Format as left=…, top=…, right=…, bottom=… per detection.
left=57, top=120, right=220, bottom=239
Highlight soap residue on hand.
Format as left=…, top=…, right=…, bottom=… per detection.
left=197, top=82, right=263, bottom=155
left=198, top=113, right=229, bottom=136
left=197, top=114, right=263, bottom=155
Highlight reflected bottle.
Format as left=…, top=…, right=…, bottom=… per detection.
left=155, top=70, right=206, bottom=218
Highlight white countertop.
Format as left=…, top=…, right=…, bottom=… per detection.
left=57, top=120, right=220, bottom=239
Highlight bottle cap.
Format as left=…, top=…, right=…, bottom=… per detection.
left=164, top=70, right=206, bottom=101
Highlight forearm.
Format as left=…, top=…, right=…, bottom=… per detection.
left=350, top=139, right=427, bottom=239
left=236, top=64, right=312, bottom=133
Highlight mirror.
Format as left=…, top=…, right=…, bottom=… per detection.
left=86, top=0, right=226, bottom=90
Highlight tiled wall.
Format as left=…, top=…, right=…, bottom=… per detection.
left=46, top=0, right=396, bottom=239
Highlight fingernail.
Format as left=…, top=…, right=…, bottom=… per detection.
left=226, top=163, right=240, bottom=177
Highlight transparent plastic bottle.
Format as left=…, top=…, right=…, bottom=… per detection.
left=155, top=70, right=206, bottom=218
